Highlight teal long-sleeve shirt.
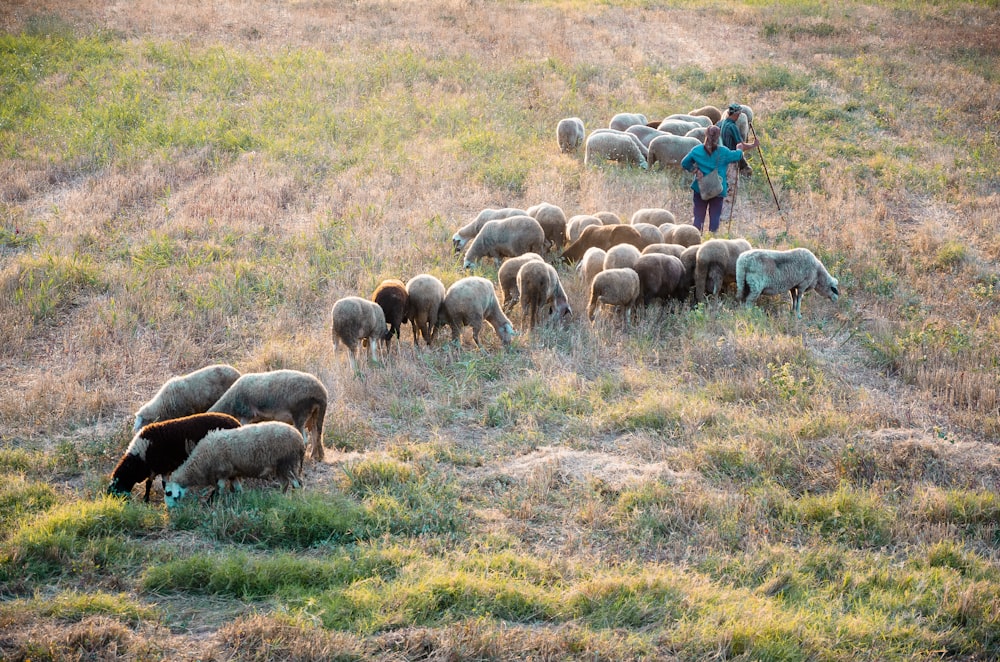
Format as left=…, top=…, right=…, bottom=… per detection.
left=681, top=144, right=744, bottom=197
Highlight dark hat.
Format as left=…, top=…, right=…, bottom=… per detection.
left=727, top=103, right=742, bottom=113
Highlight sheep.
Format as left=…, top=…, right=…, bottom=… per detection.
left=498, top=252, right=545, bottom=311
left=567, top=214, right=603, bottom=243
left=593, top=211, right=623, bottom=225
left=689, top=105, right=723, bottom=125
left=132, top=364, right=241, bottom=433
left=405, top=274, right=447, bottom=346
left=603, top=243, right=642, bottom=271
left=685, top=126, right=708, bottom=141
left=452, top=207, right=528, bottom=252
left=655, top=119, right=702, bottom=136
left=587, top=268, right=641, bottom=325
left=556, top=117, right=585, bottom=153
left=665, top=113, right=712, bottom=128
left=577, top=246, right=607, bottom=289
left=694, top=238, right=753, bottom=303
left=647, top=134, right=702, bottom=169
left=641, top=243, right=687, bottom=259
left=208, top=369, right=328, bottom=462
left=439, top=276, right=515, bottom=348
left=527, top=202, right=568, bottom=252
left=588, top=128, right=649, bottom=159
left=561, top=224, right=648, bottom=264
left=634, top=253, right=686, bottom=306
left=516, top=260, right=571, bottom=329
left=632, top=222, right=665, bottom=247
left=462, top=215, right=546, bottom=269
left=736, top=247, right=840, bottom=318
left=584, top=131, right=648, bottom=169
left=661, top=224, right=702, bottom=248
left=371, top=279, right=408, bottom=347
left=609, top=112, right=648, bottom=131
left=735, top=104, right=755, bottom=141
left=163, top=421, right=305, bottom=507
left=625, top=125, right=670, bottom=148
left=331, top=296, right=390, bottom=371
left=630, top=208, right=676, bottom=226
left=108, top=412, right=242, bottom=502
left=676, top=244, right=701, bottom=303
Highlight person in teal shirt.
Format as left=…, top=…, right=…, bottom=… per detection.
left=719, top=102, right=752, bottom=221
left=681, top=125, right=758, bottom=234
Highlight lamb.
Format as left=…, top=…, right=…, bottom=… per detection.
left=108, top=412, right=242, bottom=502
left=577, top=246, right=607, bottom=289
left=439, top=276, right=515, bottom=348
left=561, top=224, right=648, bottom=263
left=603, top=243, right=642, bottom=271
left=371, top=279, right=408, bottom=347
left=556, top=117, right=585, bottom=153
left=689, top=105, right=723, bottom=125
left=630, top=208, right=675, bottom=226
left=452, top=207, right=528, bottom=252
left=631, top=222, right=665, bottom=247
left=634, top=253, right=686, bottom=306
left=694, top=238, right=753, bottom=303
left=208, top=369, right=328, bottom=462
left=647, top=134, right=702, bottom=169
left=527, top=202, right=568, bottom=252
left=463, top=215, right=546, bottom=269
left=587, top=268, right=641, bottom=325
left=641, top=243, right=686, bottom=259
left=498, top=252, right=545, bottom=311
left=516, top=260, right=571, bottom=329
left=132, top=364, right=241, bottom=432
left=665, top=113, right=712, bottom=128
left=331, top=296, right=390, bottom=370
left=609, top=112, right=648, bottom=131
left=405, top=274, right=447, bottom=346
left=661, top=224, right=702, bottom=248
left=567, top=214, right=603, bottom=243
left=736, top=247, right=840, bottom=318
left=584, top=131, right=648, bottom=169
left=655, top=119, right=703, bottom=136
left=163, top=421, right=305, bottom=507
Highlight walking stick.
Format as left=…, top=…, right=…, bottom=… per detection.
left=749, top=121, right=781, bottom=214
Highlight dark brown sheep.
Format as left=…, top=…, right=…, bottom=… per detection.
left=634, top=253, right=686, bottom=306
left=561, top=224, right=650, bottom=264
left=372, top=278, right=409, bottom=346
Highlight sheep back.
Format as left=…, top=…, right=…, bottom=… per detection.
left=517, top=260, right=570, bottom=329
left=587, top=268, right=641, bottom=323
left=655, top=119, right=702, bottom=136
left=452, top=207, right=528, bottom=252
left=441, top=276, right=514, bottom=347
left=736, top=248, right=839, bottom=318
left=625, top=125, right=669, bottom=148
left=561, top=224, right=648, bottom=264
left=405, top=273, right=447, bottom=346
left=641, top=243, right=686, bottom=259
left=694, top=238, right=752, bottom=302
left=609, top=112, right=648, bottom=131
left=688, top=105, right=723, bottom=124
left=498, top=253, right=545, bottom=311
left=631, top=208, right=676, bottom=226
left=577, top=246, right=607, bottom=289
left=603, top=243, right=642, bottom=271
left=463, top=215, right=546, bottom=269
left=584, top=131, right=648, bottom=169
left=133, top=364, right=241, bottom=432
left=567, top=215, right=603, bottom=243
left=527, top=202, right=568, bottom=252
left=665, top=113, right=712, bottom=128
left=331, top=296, right=389, bottom=365
left=662, top=224, right=702, bottom=248
left=634, top=253, right=686, bottom=305
left=372, top=279, right=409, bottom=343
left=647, top=135, right=702, bottom=169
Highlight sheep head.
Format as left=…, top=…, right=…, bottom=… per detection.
left=163, top=481, right=187, bottom=508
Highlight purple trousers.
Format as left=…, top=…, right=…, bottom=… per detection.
left=692, top=191, right=724, bottom=233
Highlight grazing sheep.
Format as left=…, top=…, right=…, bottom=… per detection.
left=463, top=215, right=546, bottom=269
left=609, top=112, right=648, bottom=131
left=440, top=276, right=515, bottom=348
left=331, top=296, right=389, bottom=370
left=656, top=119, right=702, bottom=136
left=625, top=125, right=670, bottom=148
left=584, top=131, right=648, bottom=169
left=677, top=244, right=701, bottom=302
left=632, top=222, right=665, bottom=246
left=163, top=421, right=305, bottom=507
left=405, top=274, right=447, bottom=346
left=577, top=246, right=607, bottom=290
left=132, top=364, right=241, bottom=432
left=694, top=238, right=753, bottom=303
left=517, top=261, right=571, bottom=329
left=647, top=134, right=702, bottom=169
left=372, top=279, right=408, bottom=347
left=593, top=211, right=623, bottom=225
left=736, top=247, right=840, bottom=318
left=634, top=253, right=686, bottom=306
left=588, top=268, right=641, bottom=325
left=631, top=208, right=676, bottom=226
left=641, top=243, right=686, bottom=259
left=561, top=224, right=648, bottom=264
left=108, top=412, right=242, bottom=502
left=588, top=128, right=649, bottom=159
left=567, top=214, right=604, bottom=243
left=527, top=202, right=568, bottom=252
left=452, top=207, right=528, bottom=252
left=208, top=369, right=328, bottom=462
left=665, top=113, right=712, bottom=128
left=662, top=224, right=702, bottom=248
left=556, top=117, right=585, bottom=153
left=689, top=105, right=723, bottom=124
left=685, top=126, right=708, bottom=141
left=603, top=243, right=642, bottom=271
left=498, top=252, right=545, bottom=311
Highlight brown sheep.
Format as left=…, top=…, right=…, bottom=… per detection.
left=372, top=279, right=408, bottom=347
left=587, top=268, right=641, bottom=325
left=498, top=252, right=545, bottom=311
left=689, top=105, right=723, bottom=124
left=694, top=238, right=753, bottom=303
left=561, top=224, right=649, bottom=264
left=405, top=274, right=446, bottom=346
left=517, top=260, right=571, bottom=330
left=634, top=253, right=686, bottom=306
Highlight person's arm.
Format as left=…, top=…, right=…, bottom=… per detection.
left=681, top=147, right=700, bottom=174
left=737, top=138, right=759, bottom=152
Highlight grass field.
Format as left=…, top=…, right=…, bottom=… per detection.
left=2, top=0, right=999, bottom=659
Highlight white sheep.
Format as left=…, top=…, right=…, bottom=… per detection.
left=584, top=131, right=648, bottom=169
left=655, top=119, right=702, bottom=136
left=133, top=364, right=241, bottom=432
left=588, top=128, right=649, bottom=159
left=452, top=207, right=528, bottom=252
left=603, top=243, right=642, bottom=271
left=736, top=247, right=840, bottom=318
left=641, top=243, right=686, bottom=259
left=630, top=208, right=676, bottom=226
left=625, top=125, right=670, bottom=148
left=331, top=296, right=389, bottom=370
left=588, top=268, right=641, bottom=325
left=556, top=117, right=585, bottom=153
left=516, top=260, right=571, bottom=329
left=647, top=134, right=702, bottom=169
left=405, top=274, right=447, bottom=346
left=661, top=224, right=702, bottom=248
left=576, top=246, right=607, bottom=290
left=498, top=252, right=545, bottom=311
left=463, top=215, right=546, bottom=269
left=208, top=369, right=328, bottom=462
left=685, top=126, right=708, bottom=141
left=566, top=214, right=604, bottom=243
left=439, top=276, right=515, bottom=348
left=665, top=113, right=712, bottom=128
left=631, top=223, right=665, bottom=247
left=693, top=238, right=752, bottom=303
left=593, top=211, right=623, bottom=225
left=609, top=112, right=648, bottom=131
left=526, top=202, right=568, bottom=252
left=163, top=421, right=305, bottom=507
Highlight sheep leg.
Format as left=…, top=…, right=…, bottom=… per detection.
left=744, top=286, right=763, bottom=309
left=143, top=476, right=154, bottom=502
left=790, top=287, right=803, bottom=318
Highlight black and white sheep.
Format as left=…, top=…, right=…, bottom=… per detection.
left=372, top=279, right=409, bottom=347
left=163, top=421, right=305, bottom=507
left=556, top=117, right=585, bottom=153
left=694, top=238, right=753, bottom=303
left=331, top=296, right=390, bottom=371
left=498, top=252, right=545, bottom=311
left=108, top=412, right=242, bottom=502
left=634, top=253, right=686, bottom=306
left=208, top=369, right=328, bottom=462
left=439, top=276, right=515, bottom=348
left=587, top=268, right=641, bottom=325
left=736, top=247, right=840, bottom=318
left=132, top=364, right=241, bottom=432
left=527, top=202, right=568, bottom=253
left=567, top=214, right=604, bottom=243
left=609, top=112, right=648, bottom=131
left=405, top=274, right=446, bottom=346
left=584, top=131, right=648, bottom=169
left=452, top=207, right=528, bottom=252
left=647, top=134, right=702, bottom=169
left=603, top=243, right=642, bottom=271
left=516, top=260, right=571, bottom=329
left=462, top=215, right=546, bottom=269
left=630, top=208, right=676, bottom=227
